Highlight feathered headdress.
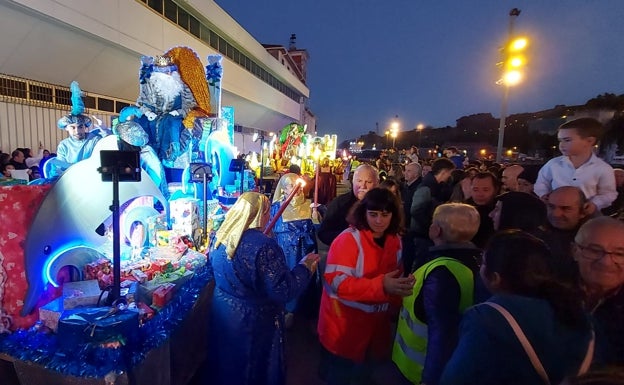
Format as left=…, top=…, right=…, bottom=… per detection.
left=57, top=81, right=92, bottom=129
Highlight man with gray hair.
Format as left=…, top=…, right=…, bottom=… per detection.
left=574, top=216, right=624, bottom=365
left=393, top=203, right=488, bottom=385
left=318, top=163, right=380, bottom=246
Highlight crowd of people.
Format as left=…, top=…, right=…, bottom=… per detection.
left=0, top=145, right=53, bottom=182
left=202, top=116, right=624, bottom=385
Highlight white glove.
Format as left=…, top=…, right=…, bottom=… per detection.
left=145, top=111, right=157, bottom=121
left=169, top=110, right=180, bottom=117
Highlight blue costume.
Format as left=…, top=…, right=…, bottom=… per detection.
left=270, top=201, right=317, bottom=313
left=208, top=229, right=312, bottom=385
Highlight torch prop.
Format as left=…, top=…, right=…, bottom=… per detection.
left=311, top=158, right=321, bottom=224
left=263, top=178, right=306, bottom=235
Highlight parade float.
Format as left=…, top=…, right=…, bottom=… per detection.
left=0, top=43, right=342, bottom=384
left=0, top=47, right=244, bottom=385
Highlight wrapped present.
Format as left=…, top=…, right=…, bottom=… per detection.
left=57, top=307, right=139, bottom=350
left=38, top=297, right=64, bottom=332
left=0, top=184, right=57, bottom=330
left=131, top=269, right=148, bottom=284
left=138, top=269, right=191, bottom=306
left=152, top=283, right=176, bottom=308
left=156, top=230, right=172, bottom=246
left=84, top=258, right=114, bottom=289
left=62, top=280, right=102, bottom=309
left=120, top=281, right=139, bottom=305
left=179, top=249, right=208, bottom=271
left=146, top=213, right=168, bottom=247
left=136, top=302, right=155, bottom=324
left=170, top=198, right=200, bottom=238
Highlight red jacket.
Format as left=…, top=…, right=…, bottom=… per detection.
left=318, top=227, right=403, bottom=362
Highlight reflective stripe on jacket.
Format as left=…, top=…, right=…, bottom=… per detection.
left=392, top=257, right=474, bottom=384
left=318, top=227, right=402, bottom=362
left=323, top=228, right=399, bottom=312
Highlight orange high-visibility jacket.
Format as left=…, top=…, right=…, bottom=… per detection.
left=318, top=227, right=403, bottom=362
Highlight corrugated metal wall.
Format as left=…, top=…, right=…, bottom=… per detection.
left=0, top=101, right=114, bottom=155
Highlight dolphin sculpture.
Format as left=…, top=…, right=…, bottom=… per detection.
left=21, top=136, right=167, bottom=315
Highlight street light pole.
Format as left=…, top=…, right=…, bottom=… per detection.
left=496, top=8, right=521, bottom=163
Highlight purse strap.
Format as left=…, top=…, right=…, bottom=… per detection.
left=483, top=302, right=595, bottom=385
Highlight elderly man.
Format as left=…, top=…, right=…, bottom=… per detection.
left=574, top=216, right=624, bottom=365
left=540, top=186, right=591, bottom=284
left=501, top=164, right=524, bottom=192
left=317, top=163, right=379, bottom=246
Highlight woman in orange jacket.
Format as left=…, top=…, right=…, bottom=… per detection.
left=318, top=187, right=415, bottom=384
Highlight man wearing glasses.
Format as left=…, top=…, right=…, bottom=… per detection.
left=574, top=216, right=624, bottom=365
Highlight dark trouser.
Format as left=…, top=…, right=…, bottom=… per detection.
left=321, top=346, right=376, bottom=385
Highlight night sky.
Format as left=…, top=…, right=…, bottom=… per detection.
left=215, top=0, right=624, bottom=141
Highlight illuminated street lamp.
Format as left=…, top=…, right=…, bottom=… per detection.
left=385, top=130, right=390, bottom=148
left=390, top=118, right=399, bottom=149
left=416, top=123, right=425, bottom=147
left=496, top=8, right=527, bottom=163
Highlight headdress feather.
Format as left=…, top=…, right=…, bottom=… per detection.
left=70, top=81, right=85, bottom=116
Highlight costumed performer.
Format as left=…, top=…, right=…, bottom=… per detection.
left=270, top=173, right=318, bottom=324
left=207, top=192, right=319, bottom=385
left=136, top=48, right=206, bottom=166
left=49, top=81, right=108, bottom=176
left=317, top=187, right=415, bottom=384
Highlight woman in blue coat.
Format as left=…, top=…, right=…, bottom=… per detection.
left=207, top=192, right=319, bottom=385
left=440, top=231, right=594, bottom=385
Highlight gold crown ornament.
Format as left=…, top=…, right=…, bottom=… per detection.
left=154, top=55, right=174, bottom=67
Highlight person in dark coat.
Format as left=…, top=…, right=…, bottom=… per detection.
left=401, top=203, right=489, bottom=385
left=441, top=231, right=594, bottom=385
left=464, top=171, right=499, bottom=248
left=207, top=192, right=319, bottom=385
left=409, top=158, right=455, bottom=270
left=317, top=164, right=379, bottom=246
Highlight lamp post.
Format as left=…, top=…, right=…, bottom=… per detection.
left=416, top=123, right=425, bottom=148
left=390, top=118, right=399, bottom=149
left=385, top=130, right=390, bottom=149
left=496, top=8, right=526, bottom=163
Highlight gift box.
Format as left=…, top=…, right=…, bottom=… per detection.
left=84, top=258, right=114, bottom=290
left=62, top=280, right=103, bottom=309
left=179, top=249, right=208, bottom=271
left=146, top=213, right=168, bottom=247
left=57, top=307, right=140, bottom=350
left=170, top=198, right=200, bottom=238
left=136, top=302, right=155, bottom=324
left=156, top=230, right=172, bottom=247
left=0, top=184, right=56, bottom=330
left=38, top=297, right=64, bottom=332
left=152, top=283, right=176, bottom=308
left=120, top=280, right=139, bottom=305
left=131, top=269, right=148, bottom=284
left=138, top=269, right=191, bottom=306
